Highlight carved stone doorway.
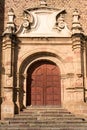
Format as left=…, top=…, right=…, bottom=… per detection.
left=26, top=60, right=61, bottom=106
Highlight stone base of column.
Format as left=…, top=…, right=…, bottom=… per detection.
left=14, top=102, right=20, bottom=114
left=64, top=101, right=87, bottom=118
left=1, top=101, right=14, bottom=120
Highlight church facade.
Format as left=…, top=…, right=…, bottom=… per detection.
left=0, top=0, right=87, bottom=120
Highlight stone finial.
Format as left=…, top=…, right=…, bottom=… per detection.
left=3, top=8, right=16, bottom=36
left=40, top=0, right=47, bottom=6
left=8, top=8, right=15, bottom=23
left=72, top=9, right=83, bottom=34
left=73, top=9, right=80, bottom=23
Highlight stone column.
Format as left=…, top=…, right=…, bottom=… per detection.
left=14, top=73, right=20, bottom=114
left=19, top=74, right=26, bottom=111
left=23, top=73, right=27, bottom=108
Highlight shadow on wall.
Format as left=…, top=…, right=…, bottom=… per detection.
left=0, top=0, right=5, bottom=119
left=0, top=0, right=5, bottom=36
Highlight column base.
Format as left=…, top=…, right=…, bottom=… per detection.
left=1, top=101, right=14, bottom=120
left=64, top=101, right=87, bottom=118
left=14, top=102, right=20, bottom=114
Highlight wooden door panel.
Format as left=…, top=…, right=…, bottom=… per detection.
left=47, top=76, right=53, bottom=81
left=27, top=61, right=61, bottom=106
left=31, top=87, right=43, bottom=105
left=46, top=86, right=61, bottom=105
left=47, top=82, right=53, bottom=87
left=53, top=76, right=59, bottom=81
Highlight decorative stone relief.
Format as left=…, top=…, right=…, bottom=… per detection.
left=40, top=0, right=47, bottom=6
left=72, top=9, right=83, bottom=34
left=55, top=14, right=65, bottom=31
left=75, top=75, right=83, bottom=88
left=6, top=76, right=13, bottom=87
left=22, top=13, right=30, bottom=33
left=16, top=7, right=71, bottom=37
left=3, top=8, right=16, bottom=35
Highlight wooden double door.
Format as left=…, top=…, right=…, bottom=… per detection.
left=27, top=61, right=61, bottom=106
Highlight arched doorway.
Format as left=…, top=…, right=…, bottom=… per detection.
left=26, top=60, right=61, bottom=106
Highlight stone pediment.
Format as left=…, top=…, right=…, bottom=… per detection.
left=16, top=6, right=71, bottom=37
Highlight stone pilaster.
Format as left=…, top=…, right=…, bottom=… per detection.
left=23, top=73, right=27, bottom=108
left=1, top=8, right=16, bottom=119
left=14, top=73, right=20, bottom=114
left=83, top=39, right=87, bottom=102
left=72, top=9, right=85, bottom=102
left=1, top=36, right=14, bottom=119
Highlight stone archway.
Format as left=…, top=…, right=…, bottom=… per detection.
left=19, top=51, right=65, bottom=110
left=26, top=60, right=61, bottom=106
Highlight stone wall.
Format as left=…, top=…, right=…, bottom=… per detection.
left=3, top=0, right=87, bottom=35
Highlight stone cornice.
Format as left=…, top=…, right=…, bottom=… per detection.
left=17, top=37, right=72, bottom=45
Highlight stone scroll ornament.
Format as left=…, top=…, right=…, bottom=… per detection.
left=16, top=2, right=71, bottom=37
left=22, top=11, right=34, bottom=33
left=55, top=14, right=65, bottom=31
left=22, top=13, right=30, bottom=33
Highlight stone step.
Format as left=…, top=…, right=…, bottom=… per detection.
left=1, top=106, right=87, bottom=130
left=1, top=121, right=87, bottom=127
left=6, top=116, right=83, bottom=122
left=24, top=108, right=69, bottom=113
left=18, top=112, right=74, bottom=116
left=1, top=125, right=87, bottom=130
left=1, top=123, right=87, bottom=127
left=22, top=111, right=72, bottom=115
left=25, top=107, right=68, bottom=111
left=8, top=121, right=87, bottom=125
left=11, top=120, right=85, bottom=124
left=3, top=122, right=87, bottom=128
left=8, top=118, right=83, bottom=121
left=0, top=127, right=87, bottom=130
left=26, top=106, right=62, bottom=108
left=7, top=117, right=84, bottom=121
left=1, top=123, right=87, bottom=130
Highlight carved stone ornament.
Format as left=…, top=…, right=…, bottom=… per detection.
left=72, top=9, right=83, bottom=34
left=16, top=5, right=71, bottom=37
left=23, top=14, right=30, bottom=28
left=3, top=8, right=16, bottom=36
left=55, top=14, right=65, bottom=31
left=22, top=13, right=30, bottom=33
left=40, top=0, right=47, bottom=6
